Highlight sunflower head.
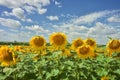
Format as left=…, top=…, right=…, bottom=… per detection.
left=0, top=46, right=16, bottom=67
left=101, top=76, right=109, bottom=80
left=30, top=36, right=46, bottom=49
left=107, top=39, right=120, bottom=50
left=71, top=38, right=84, bottom=50
left=49, top=32, right=67, bottom=50
left=106, top=39, right=120, bottom=56
left=77, top=45, right=94, bottom=58
left=84, top=38, right=96, bottom=48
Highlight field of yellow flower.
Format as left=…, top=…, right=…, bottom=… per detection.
left=0, top=32, right=120, bottom=80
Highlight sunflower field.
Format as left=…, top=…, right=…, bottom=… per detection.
left=0, top=32, right=120, bottom=80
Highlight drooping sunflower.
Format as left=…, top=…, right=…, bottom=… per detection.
left=77, top=45, right=94, bottom=58
left=71, top=38, right=84, bottom=50
left=30, top=36, right=46, bottom=50
left=0, top=46, right=16, bottom=67
left=84, top=38, right=96, bottom=48
left=106, top=39, right=120, bottom=56
left=101, top=76, right=109, bottom=80
left=49, top=32, right=67, bottom=50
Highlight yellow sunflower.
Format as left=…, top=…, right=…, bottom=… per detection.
left=49, top=32, right=67, bottom=50
left=106, top=39, right=120, bottom=56
left=0, top=46, right=16, bottom=67
left=30, top=36, right=46, bottom=50
left=71, top=38, right=84, bottom=50
left=101, top=76, right=109, bottom=80
left=77, top=45, right=94, bottom=58
left=84, top=38, right=96, bottom=48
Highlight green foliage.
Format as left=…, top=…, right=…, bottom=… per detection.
left=0, top=51, right=120, bottom=80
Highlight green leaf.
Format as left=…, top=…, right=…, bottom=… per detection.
left=96, top=68, right=108, bottom=76
left=51, top=69, right=59, bottom=76
left=92, top=75, right=97, bottom=80
left=51, top=51, right=62, bottom=58
left=113, top=69, right=120, bottom=75
left=46, top=72, right=52, bottom=79
left=0, top=74, right=6, bottom=80
left=64, top=60, right=74, bottom=66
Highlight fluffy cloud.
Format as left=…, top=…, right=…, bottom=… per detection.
left=38, top=8, right=47, bottom=14
left=23, top=5, right=36, bottom=14
left=72, top=10, right=119, bottom=25
left=0, top=0, right=50, bottom=14
left=25, top=25, right=50, bottom=33
left=107, top=15, right=120, bottom=22
left=0, top=0, right=23, bottom=8
left=0, top=29, right=4, bottom=32
left=88, top=22, right=117, bottom=35
left=0, top=18, right=21, bottom=28
left=54, top=1, right=62, bottom=7
left=12, top=8, right=25, bottom=19
left=26, top=19, right=33, bottom=22
left=2, top=8, right=33, bottom=22
left=46, top=16, right=59, bottom=21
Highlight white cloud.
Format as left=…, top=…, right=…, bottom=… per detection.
left=26, top=19, right=33, bottom=22
left=88, top=22, right=117, bottom=35
left=26, top=25, right=44, bottom=31
left=0, top=0, right=23, bottom=8
left=40, top=0, right=50, bottom=6
left=23, top=5, right=36, bottom=14
left=0, top=29, right=4, bottom=32
left=107, top=15, right=120, bottom=22
left=0, top=0, right=50, bottom=15
left=25, top=25, right=50, bottom=33
left=38, top=8, right=47, bottom=14
left=55, top=1, right=61, bottom=5
left=0, top=18, right=21, bottom=28
left=46, top=16, right=59, bottom=21
left=12, top=8, right=25, bottom=19
left=54, top=0, right=62, bottom=7
left=72, top=10, right=115, bottom=25
left=2, top=8, right=33, bottom=22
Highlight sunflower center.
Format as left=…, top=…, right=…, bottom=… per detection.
left=3, top=50, right=13, bottom=62
left=86, top=40, right=94, bottom=46
left=34, top=37, right=45, bottom=47
left=79, top=47, right=90, bottom=55
left=109, top=40, right=120, bottom=49
left=74, top=40, right=83, bottom=48
left=53, top=35, right=64, bottom=45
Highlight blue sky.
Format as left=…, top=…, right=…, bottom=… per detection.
left=0, top=0, right=120, bottom=44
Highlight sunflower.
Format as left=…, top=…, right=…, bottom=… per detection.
left=106, top=39, right=120, bottom=56
left=101, top=76, right=109, bottom=80
left=71, top=38, right=84, bottom=50
left=84, top=38, right=96, bottom=48
left=0, top=46, right=16, bottom=67
left=14, top=46, right=25, bottom=53
left=49, top=32, right=67, bottom=50
left=30, top=36, right=46, bottom=50
left=77, top=45, right=94, bottom=58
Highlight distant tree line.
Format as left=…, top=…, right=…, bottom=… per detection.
left=0, top=41, right=29, bottom=45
